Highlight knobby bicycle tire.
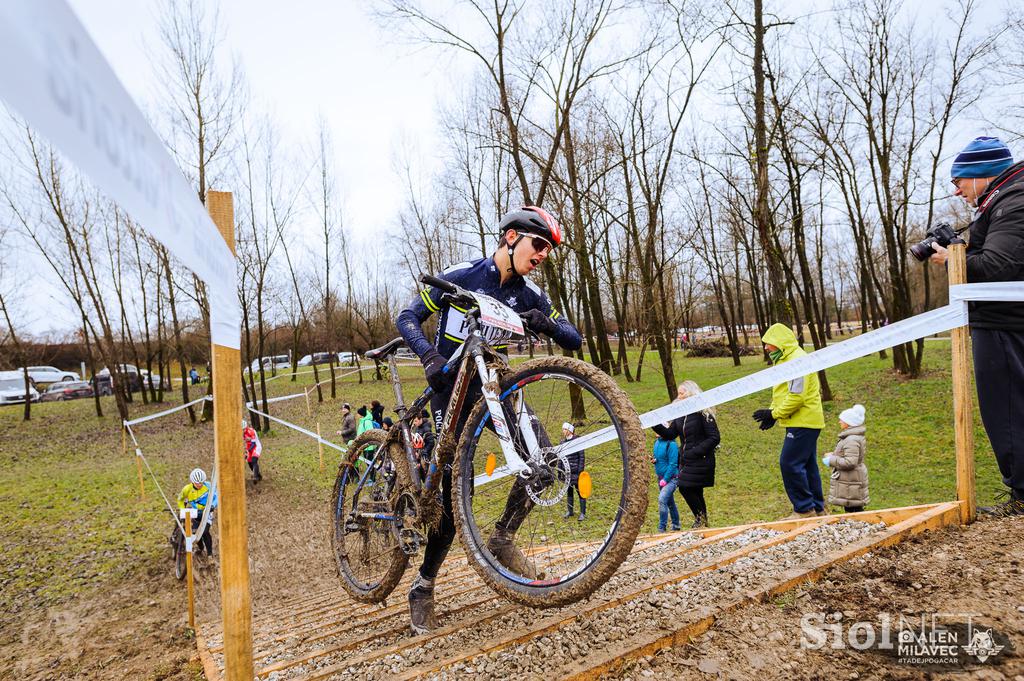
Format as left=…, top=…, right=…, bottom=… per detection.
left=173, top=529, right=187, bottom=581
left=452, top=355, right=648, bottom=608
left=330, top=429, right=411, bottom=603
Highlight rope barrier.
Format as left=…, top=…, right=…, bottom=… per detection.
left=125, top=422, right=186, bottom=535
left=124, top=395, right=212, bottom=426
left=245, top=406, right=349, bottom=455
left=125, top=415, right=218, bottom=541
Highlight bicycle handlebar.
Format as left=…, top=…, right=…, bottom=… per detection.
left=420, top=274, right=457, bottom=294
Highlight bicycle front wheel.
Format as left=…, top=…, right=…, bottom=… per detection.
left=452, top=355, right=648, bottom=608
left=330, top=429, right=410, bottom=602
left=173, top=528, right=187, bottom=581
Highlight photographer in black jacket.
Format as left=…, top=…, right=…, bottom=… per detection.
left=930, top=136, right=1024, bottom=516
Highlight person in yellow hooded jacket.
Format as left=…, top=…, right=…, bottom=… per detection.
left=752, top=323, right=826, bottom=519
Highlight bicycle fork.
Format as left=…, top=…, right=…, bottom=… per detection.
left=473, top=352, right=537, bottom=478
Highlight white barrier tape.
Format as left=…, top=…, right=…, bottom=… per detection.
left=246, top=407, right=348, bottom=454
left=246, top=392, right=307, bottom=407
left=557, top=302, right=969, bottom=458
left=123, top=395, right=210, bottom=426
left=0, top=1, right=240, bottom=348
left=561, top=280, right=1022, bottom=457
left=193, top=459, right=216, bottom=545
left=950, top=282, right=1024, bottom=302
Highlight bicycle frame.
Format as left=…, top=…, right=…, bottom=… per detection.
left=378, top=312, right=538, bottom=506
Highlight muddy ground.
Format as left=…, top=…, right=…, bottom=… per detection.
left=3, top=388, right=1022, bottom=680
left=616, top=514, right=1024, bottom=681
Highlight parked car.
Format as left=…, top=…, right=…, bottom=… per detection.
left=96, top=364, right=142, bottom=391
left=39, top=381, right=94, bottom=402
left=247, top=355, right=291, bottom=373
left=337, top=351, right=358, bottom=366
left=91, top=374, right=113, bottom=396
left=139, top=369, right=170, bottom=390
left=27, top=365, right=80, bottom=385
left=298, top=352, right=334, bottom=367
left=0, top=371, right=39, bottom=404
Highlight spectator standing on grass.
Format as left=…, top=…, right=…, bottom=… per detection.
left=561, top=423, right=586, bottom=521
left=381, top=417, right=394, bottom=433
left=371, top=400, right=385, bottom=429
left=356, top=405, right=374, bottom=436
left=823, top=404, right=868, bottom=513
left=651, top=431, right=680, bottom=531
left=929, top=136, right=1024, bottom=516
left=753, top=324, right=825, bottom=519
left=338, top=403, right=357, bottom=443
left=189, top=367, right=200, bottom=385
left=654, top=380, right=720, bottom=529
left=243, top=423, right=263, bottom=482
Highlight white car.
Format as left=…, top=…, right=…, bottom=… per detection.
left=0, top=371, right=40, bottom=404
left=248, top=355, right=291, bottom=373
left=27, top=365, right=80, bottom=384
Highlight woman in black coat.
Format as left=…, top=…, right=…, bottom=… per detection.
left=651, top=380, right=720, bottom=528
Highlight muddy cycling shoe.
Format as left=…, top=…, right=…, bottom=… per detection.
left=408, top=576, right=437, bottom=635
left=979, top=491, right=1024, bottom=518
left=486, top=529, right=543, bottom=580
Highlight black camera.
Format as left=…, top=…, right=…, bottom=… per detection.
left=909, top=222, right=962, bottom=262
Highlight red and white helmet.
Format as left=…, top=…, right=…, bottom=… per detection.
left=498, top=206, right=563, bottom=249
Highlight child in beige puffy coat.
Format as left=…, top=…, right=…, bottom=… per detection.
left=822, top=404, right=869, bottom=513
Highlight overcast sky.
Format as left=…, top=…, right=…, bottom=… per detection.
left=67, top=0, right=450, bottom=240
left=6, top=0, right=1011, bottom=337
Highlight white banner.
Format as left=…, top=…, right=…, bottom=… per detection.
left=0, top=0, right=240, bottom=348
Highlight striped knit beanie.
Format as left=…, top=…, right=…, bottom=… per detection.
left=950, top=137, right=1013, bottom=179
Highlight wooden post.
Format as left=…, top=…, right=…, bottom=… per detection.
left=947, top=242, right=976, bottom=523
left=206, top=191, right=255, bottom=679
left=135, top=449, right=145, bottom=501
left=125, top=426, right=145, bottom=500
left=316, top=421, right=325, bottom=473
left=180, top=507, right=196, bottom=630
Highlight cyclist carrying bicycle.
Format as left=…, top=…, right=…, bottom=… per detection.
left=396, top=205, right=582, bottom=633
left=176, top=468, right=216, bottom=557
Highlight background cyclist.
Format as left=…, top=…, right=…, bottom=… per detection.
left=176, top=468, right=216, bottom=557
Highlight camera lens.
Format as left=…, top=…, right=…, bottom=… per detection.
left=909, top=237, right=936, bottom=262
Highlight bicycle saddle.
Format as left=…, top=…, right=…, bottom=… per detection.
left=365, top=337, right=406, bottom=361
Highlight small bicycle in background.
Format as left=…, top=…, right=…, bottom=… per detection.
left=331, top=274, right=648, bottom=608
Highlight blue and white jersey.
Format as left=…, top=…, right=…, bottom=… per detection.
left=396, top=256, right=582, bottom=361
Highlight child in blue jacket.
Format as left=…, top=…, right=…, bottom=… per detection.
left=653, top=435, right=681, bottom=531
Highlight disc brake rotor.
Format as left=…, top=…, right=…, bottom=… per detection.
left=525, top=447, right=570, bottom=507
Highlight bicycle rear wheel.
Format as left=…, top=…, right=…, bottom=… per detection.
left=330, top=429, right=410, bottom=602
left=452, top=355, right=647, bottom=607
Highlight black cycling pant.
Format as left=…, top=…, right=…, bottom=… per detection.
left=418, top=377, right=549, bottom=581
left=192, top=515, right=213, bottom=555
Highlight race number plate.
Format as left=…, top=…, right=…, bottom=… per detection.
left=471, top=292, right=525, bottom=337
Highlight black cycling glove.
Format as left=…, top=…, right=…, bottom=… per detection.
left=422, top=349, right=452, bottom=393
left=521, top=309, right=557, bottom=336
left=752, top=408, right=776, bottom=430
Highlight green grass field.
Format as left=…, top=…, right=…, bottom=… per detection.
left=0, top=342, right=1004, bottom=616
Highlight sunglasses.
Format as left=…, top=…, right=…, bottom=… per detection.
left=518, top=232, right=553, bottom=254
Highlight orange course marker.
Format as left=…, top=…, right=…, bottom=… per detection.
left=577, top=471, right=592, bottom=499
left=485, top=452, right=497, bottom=476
